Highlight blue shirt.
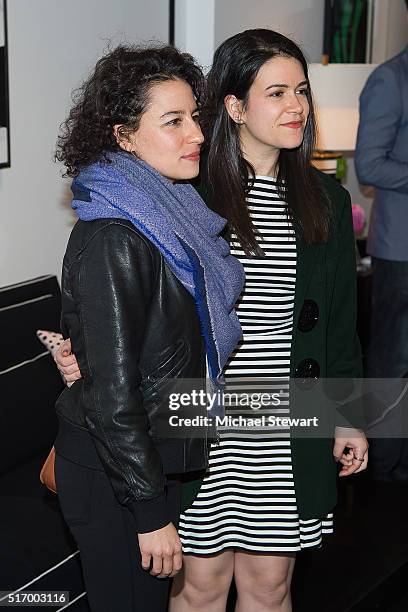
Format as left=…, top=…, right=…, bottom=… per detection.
left=355, top=46, right=408, bottom=261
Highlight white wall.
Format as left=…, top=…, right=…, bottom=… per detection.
left=0, top=0, right=168, bottom=287
left=214, top=0, right=407, bottom=65
left=372, top=0, right=408, bottom=63
left=175, top=0, right=215, bottom=71
left=386, top=0, right=408, bottom=58
left=214, top=0, right=326, bottom=62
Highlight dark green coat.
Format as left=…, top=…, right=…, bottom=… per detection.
left=288, top=172, right=362, bottom=518
left=184, top=171, right=362, bottom=519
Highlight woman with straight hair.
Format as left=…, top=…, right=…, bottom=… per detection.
left=170, top=29, right=368, bottom=612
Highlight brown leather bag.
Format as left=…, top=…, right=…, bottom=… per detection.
left=40, top=446, right=57, bottom=493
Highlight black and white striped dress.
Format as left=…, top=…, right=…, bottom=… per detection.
left=179, top=176, right=333, bottom=555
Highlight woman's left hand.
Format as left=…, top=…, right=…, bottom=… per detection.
left=333, top=427, right=368, bottom=477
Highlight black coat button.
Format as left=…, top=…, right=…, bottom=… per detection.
left=297, top=299, right=319, bottom=332
left=294, top=358, right=320, bottom=389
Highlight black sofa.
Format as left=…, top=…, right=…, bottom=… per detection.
left=0, top=275, right=89, bottom=611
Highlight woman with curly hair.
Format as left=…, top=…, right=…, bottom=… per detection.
left=52, top=44, right=244, bottom=612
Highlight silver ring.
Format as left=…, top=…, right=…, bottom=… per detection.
left=353, top=457, right=364, bottom=462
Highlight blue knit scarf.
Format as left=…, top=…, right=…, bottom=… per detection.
left=71, top=151, right=245, bottom=385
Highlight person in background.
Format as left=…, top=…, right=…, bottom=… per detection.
left=355, top=0, right=408, bottom=482
left=53, top=44, right=244, bottom=612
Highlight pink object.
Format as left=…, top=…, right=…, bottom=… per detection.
left=352, top=204, right=366, bottom=235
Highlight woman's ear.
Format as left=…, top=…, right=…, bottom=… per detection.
left=113, top=124, right=132, bottom=152
left=224, top=95, right=245, bottom=125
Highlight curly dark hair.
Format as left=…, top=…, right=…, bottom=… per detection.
left=56, top=44, right=205, bottom=176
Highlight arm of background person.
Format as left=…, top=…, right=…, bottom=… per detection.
left=355, top=65, right=408, bottom=194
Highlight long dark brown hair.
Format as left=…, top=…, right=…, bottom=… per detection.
left=203, top=29, right=331, bottom=255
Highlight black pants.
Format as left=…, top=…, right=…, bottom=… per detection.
left=54, top=417, right=181, bottom=612
left=366, top=257, right=408, bottom=480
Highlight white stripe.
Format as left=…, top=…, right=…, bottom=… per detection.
left=208, top=457, right=290, bottom=468
left=198, top=481, right=295, bottom=491
left=244, top=286, right=294, bottom=293
left=180, top=511, right=300, bottom=529
left=252, top=228, right=293, bottom=234
left=203, top=464, right=293, bottom=478
left=214, top=440, right=292, bottom=452
left=179, top=526, right=302, bottom=539
left=245, top=277, right=295, bottom=283
left=239, top=295, right=294, bottom=302
left=195, top=486, right=296, bottom=496
left=0, top=294, right=53, bottom=312
left=0, top=351, right=49, bottom=375
left=241, top=326, right=292, bottom=332
left=225, top=368, right=290, bottom=374
left=218, top=432, right=292, bottom=439
left=238, top=260, right=295, bottom=267
left=231, top=343, right=291, bottom=349
left=247, top=211, right=288, bottom=218
left=0, top=552, right=80, bottom=602
left=258, top=248, right=296, bottom=254
left=247, top=199, right=284, bottom=205
left=57, top=591, right=86, bottom=611
left=246, top=206, right=286, bottom=212
left=181, top=518, right=300, bottom=528
left=0, top=275, right=54, bottom=292
left=209, top=460, right=292, bottom=468
left=183, top=510, right=300, bottom=520
left=226, top=358, right=290, bottom=365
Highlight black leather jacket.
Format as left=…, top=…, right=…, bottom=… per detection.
left=56, top=218, right=208, bottom=531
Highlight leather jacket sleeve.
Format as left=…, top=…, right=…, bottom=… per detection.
left=74, top=222, right=169, bottom=533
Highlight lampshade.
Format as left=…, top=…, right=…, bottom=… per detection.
left=309, top=63, right=377, bottom=151
left=314, top=107, right=359, bottom=151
